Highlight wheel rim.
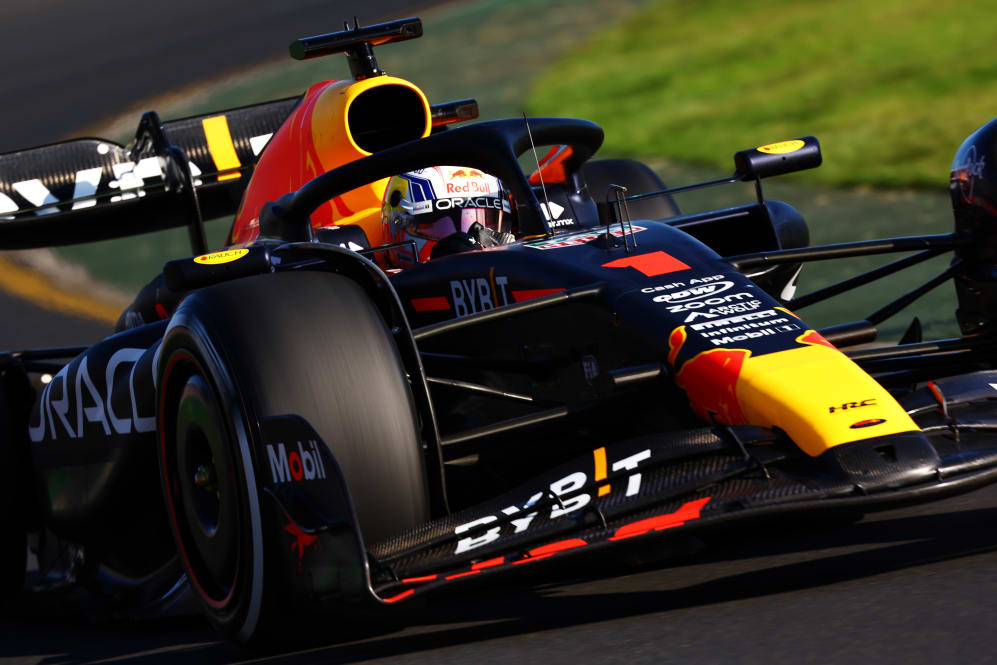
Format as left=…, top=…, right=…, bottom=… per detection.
left=161, top=354, right=242, bottom=609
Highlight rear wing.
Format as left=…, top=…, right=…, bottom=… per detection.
left=0, top=96, right=301, bottom=251
left=0, top=91, right=481, bottom=253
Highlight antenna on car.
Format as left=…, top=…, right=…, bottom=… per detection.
left=288, top=17, right=423, bottom=80
left=523, top=112, right=555, bottom=236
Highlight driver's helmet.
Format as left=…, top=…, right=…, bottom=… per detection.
left=381, top=166, right=515, bottom=267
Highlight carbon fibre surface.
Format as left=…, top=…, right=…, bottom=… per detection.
left=370, top=406, right=997, bottom=593
left=0, top=98, right=297, bottom=213
left=371, top=428, right=733, bottom=560
left=0, top=98, right=300, bottom=248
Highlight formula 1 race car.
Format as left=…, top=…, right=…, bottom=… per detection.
left=3, top=17, right=997, bottom=649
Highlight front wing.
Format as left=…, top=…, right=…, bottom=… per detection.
left=261, top=370, right=997, bottom=610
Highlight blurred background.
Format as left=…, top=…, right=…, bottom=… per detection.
left=2, top=0, right=989, bottom=342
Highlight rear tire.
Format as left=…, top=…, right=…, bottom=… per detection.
left=582, top=158, right=680, bottom=221
left=157, top=271, right=429, bottom=645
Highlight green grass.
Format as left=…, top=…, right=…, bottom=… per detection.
left=54, top=218, right=233, bottom=292
left=648, top=161, right=959, bottom=341
left=525, top=0, right=997, bottom=189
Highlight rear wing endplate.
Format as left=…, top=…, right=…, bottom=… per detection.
left=0, top=96, right=300, bottom=250
left=0, top=92, right=480, bottom=252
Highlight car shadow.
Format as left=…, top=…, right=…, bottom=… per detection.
left=3, top=496, right=996, bottom=664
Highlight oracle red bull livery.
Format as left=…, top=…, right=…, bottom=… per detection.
left=4, top=17, right=997, bottom=650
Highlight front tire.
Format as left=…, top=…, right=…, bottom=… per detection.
left=158, top=271, right=429, bottom=645
left=0, top=368, right=30, bottom=606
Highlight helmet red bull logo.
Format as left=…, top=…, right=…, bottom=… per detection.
left=450, top=168, right=484, bottom=179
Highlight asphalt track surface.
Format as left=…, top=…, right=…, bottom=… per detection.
left=3, top=2, right=997, bottom=663
left=5, top=486, right=997, bottom=664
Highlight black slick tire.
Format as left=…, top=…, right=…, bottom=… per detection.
left=0, top=367, right=32, bottom=608
left=582, top=158, right=680, bottom=221
left=157, top=271, right=429, bottom=646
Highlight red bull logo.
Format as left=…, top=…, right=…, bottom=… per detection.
left=284, top=515, right=320, bottom=572
left=797, top=330, right=836, bottom=349
left=668, top=325, right=687, bottom=366
left=445, top=178, right=493, bottom=194
left=674, top=348, right=750, bottom=424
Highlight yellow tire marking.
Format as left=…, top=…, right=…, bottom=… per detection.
left=202, top=115, right=242, bottom=181
left=0, top=256, right=120, bottom=325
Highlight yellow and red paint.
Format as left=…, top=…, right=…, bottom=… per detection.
left=667, top=320, right=919, bottom=457
left=193, top=248, right=249, bottom=265
left=527, top=145, right=575, bottom=185
left=675, top=347, right=750, bottom=425
left=927, top=380, right=947, bottom=410
left=230, top=76, right=431, bottom=246
left=756, top=139, right=805, bottom=155
left=667, top=325, right=687, bottom=366
left=379, top=497, right=710, bottom=604
left=797, top=329, right=836, bottom=349
left=201, top=115, right=243, bottom=181
left=593, top=447, right=611, bottom=497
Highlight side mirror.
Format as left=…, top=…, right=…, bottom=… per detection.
left=734, top=136, right=821, bottom=181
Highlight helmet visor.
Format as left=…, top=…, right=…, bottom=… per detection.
left=407, top=196, right=512, bottom=240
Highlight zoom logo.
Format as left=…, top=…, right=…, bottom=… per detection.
left=653, top=281, right=735, bottom=304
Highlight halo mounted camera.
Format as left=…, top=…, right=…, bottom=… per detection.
left=289, top=17, right=423, bottom=80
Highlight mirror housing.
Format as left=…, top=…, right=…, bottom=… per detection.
left=734, top=136, right=821, bottom=181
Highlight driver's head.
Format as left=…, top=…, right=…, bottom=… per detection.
left=381, top=166, right=515, bottom=267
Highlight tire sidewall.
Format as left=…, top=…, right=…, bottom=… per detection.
left=157, top=271, right=429, bottom=645
left=0, top=368, right=31, bottom=605
left=158, top=318, right=265, bottom=642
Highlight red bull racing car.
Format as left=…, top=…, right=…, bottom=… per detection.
left=3, top=17, right=997, bottom=649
